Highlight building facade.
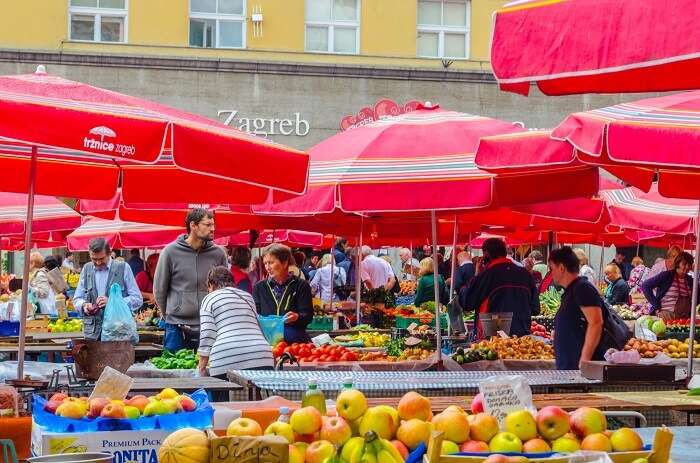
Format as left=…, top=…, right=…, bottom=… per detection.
left=0, top=0, right=653, bottom=149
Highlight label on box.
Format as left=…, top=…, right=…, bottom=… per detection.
left=210, top=434, right=288, bottom=463
left=479, top=375, right=535, bottom=426
left=312, top=333, right=333, bottom=347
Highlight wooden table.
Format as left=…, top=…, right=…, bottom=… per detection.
left=130, top=376, right=242, bottom=401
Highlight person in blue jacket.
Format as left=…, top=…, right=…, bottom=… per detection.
left=642, top=251, right=696, bottom=320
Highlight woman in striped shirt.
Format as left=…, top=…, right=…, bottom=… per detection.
left=642, top=252, right=696, bottom=321
left=197, top=266, right=274, bottom=378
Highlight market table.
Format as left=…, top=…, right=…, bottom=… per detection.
left=129, top=377, right=241, bottom=401
left=0, top=343, right=163, bottom=362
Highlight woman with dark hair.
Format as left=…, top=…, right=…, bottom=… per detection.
left=549, top=246, right=605, bottom=370
left=136, top=253, right=159, bottom=304
left=252, top=244, right=313, bottom=343
left=230, top=246, right=253, bottom=293
left=642, top=252, right=696, bottom=320
left=197, top=266, right=274, bottom=377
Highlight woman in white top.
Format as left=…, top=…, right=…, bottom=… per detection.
left=573, top=248, right=597, bottom=285
left=197, top=266, right=274, bottom=378
left=310, top=254, right=346, bottom=302
left=29, top=252, right=56, bottom=315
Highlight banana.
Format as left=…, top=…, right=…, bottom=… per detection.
left=377, top=450, right=398, bottom=463
left=360, top=445, right=377, bottom=463
left=348, top=444, right=365, bottom=463
left=342, top=437, right=365, bottom=463
left=376, top=438, right=405, bottom=462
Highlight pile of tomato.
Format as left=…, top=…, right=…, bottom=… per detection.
left=272, top=341, right=359, bottom=362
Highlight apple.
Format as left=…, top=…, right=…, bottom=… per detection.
left=340, top=437, right=364, bottom=463
left=460, top=440, right=490, bottom=452
left=397, top=391, right=433, bottom=421
left=375, top=405, right=400, bottom=435
left=581, top=433, right=612, bottom=452
left=265, top=421, right=295, bottom=443
left=522, top=438, right=551, bottom=453
left=489, top=432, right=522, bottom=453
left=396, top=418, right=432, bottom=450
left=305, top=440, right=335, bottom=463
left=536, top=406, right=570, bottom=441
left=359, top=407, right=396, bottom=440
left=432, top=411, right=470, bottom=443
left=87, top=398, right=110, bottom=419
left=335, top=389, right=368, bottom=421
left=290, top=407, right=323, bottom=435
left=156, top=388, right=179, bottom=400
left=391, top=440, right=410, bottom=460
left=484, top=456, right=528, bottom=463
left=143, top=400, right=171, bottom=417
left=43, top=400, right=63, bottom=414
left=469, top=413, right=499, bottom=443
left=441, top=440, right=460, bottom=455
left=289, top=444, right=305, bottom=463
left=125, top=395, right=150, bottom=413
left=320, top=416, right=352, bottom=446
left=551, top=436, right=581, bottom=453
left=162, top=398, right=183, bottom=413
left=504, top=409, right=538, bottom=441
left=124, top=405, right=141, bottom=419
left=49, top=393, right=68, bottom=403
left=294, top=433, right=318, bottom=444
left=177, top=395, right=197, bottom=412
left=227, top=417, right=263, bottom=437
left=56, top=401, right=87, bottom=419
left=609, top=428, right=643, bottom=452
left=100, top=403, right=126, bottom=419
left=470, top=393, right=484, bottom=414
left=62, top=397, right=88, bottom=413
left=443, top=405, right=467, bottom=415
left=569, top=407, right=607, bottom=438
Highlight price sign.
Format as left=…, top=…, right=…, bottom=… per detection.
left=312, top=333, right=333, bottom=347
left=478, top=375, right=536, bottom=426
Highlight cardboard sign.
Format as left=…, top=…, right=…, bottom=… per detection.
left=89, top=366, right=133, bottom=401
left=478, top=375, right=536, bottom=426
left=210, top=434, right=288, bottom=463
left=311, top=333, right=333, bottom=347
left=497, top=330, right=509, bottom=339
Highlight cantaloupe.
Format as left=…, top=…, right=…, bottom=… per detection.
left=157, top=428, right=210, bottom=463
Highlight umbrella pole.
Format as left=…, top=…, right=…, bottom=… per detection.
left=355, top=218, right=364, bottom=325
left=598, top=242, right=606, bottom=286
left=688, top=203, right=700, bottom=379
left=431, top=211, right=442, bottom=363
left=329, top=237, right=334, bottom=307
left=449, top=216, right=458, bottom=298
left=17, top=146, right=38, bottom=380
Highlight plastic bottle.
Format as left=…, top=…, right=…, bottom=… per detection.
left=301, top=380, right=326, bottom=414
left=277, top=406, right=290, bottom=423
left=341, top=377, right=354, bottom=391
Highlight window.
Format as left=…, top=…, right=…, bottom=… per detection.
left=305, top=0, right=359, bottom=54
left=69, top=0, right=127, bottom=43
left=190, top=0, right=246, bottom=49
left=417, top=0, right=469, bottom=59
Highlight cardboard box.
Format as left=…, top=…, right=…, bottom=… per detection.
left=32, top=420, right=170, bottom=463
left=209, top=433, right=288, bottom=463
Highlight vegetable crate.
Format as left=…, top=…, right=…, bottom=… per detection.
left=0, top=321, right=19, bottom=336
left=308, top=316, right=333, bottom=331
left=396, top=314, right=448, bottom=330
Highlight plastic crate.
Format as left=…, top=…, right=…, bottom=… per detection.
left=395, top=313, right=448, bottom=330
left=308, top=316, right=333, bottom=331
left=0, top=321, right=19, bottom=336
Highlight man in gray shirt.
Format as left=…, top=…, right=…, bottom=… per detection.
left=154, top=208, right=228, bottom=352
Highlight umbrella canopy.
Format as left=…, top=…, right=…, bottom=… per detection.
left=0, top=231, right=68, bottom=251
left=0, top=192, right=80, bottom=235
left=215, top=229, right=332, bottom=249
left=491, top=0, right=700, bottom=95
left=66, top=218, right=182, bottom=251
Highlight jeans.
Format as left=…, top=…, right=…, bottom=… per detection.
left=164, top=323, right=185, bottom=352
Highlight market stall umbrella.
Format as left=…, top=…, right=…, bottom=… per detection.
left=0, top=192, right=80, bottom=235
left=0, top=67, right=309, bottom=379
left=0, top=231, right=68, bottom=251
left=215, top=229, right=332, bottom=249
left=66, top=218, right=183, bottom=251
left=490, top=0, right=700, bottom=96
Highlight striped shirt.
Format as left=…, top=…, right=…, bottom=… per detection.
left=198, top=287, right=274, bottom=375
left=660, top=276, right=690, bottom=313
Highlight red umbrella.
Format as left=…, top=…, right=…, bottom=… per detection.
left=0, top=231, right=68, bottom=251
left=0, top=193, right=80, bottom=235
left=491, top=0, right=700, bottom=95
left=215, top=229, right=332, bottom=249
left=66, top=218, right=183, bottom=251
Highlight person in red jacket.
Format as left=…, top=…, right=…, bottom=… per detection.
left=463, top=238, right=540, bottom=337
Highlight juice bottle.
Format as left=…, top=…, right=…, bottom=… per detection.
left=301, top=380, right=326, bottom=415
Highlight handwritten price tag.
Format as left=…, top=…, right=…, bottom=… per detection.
left=478, top=375, right=535, bottom=426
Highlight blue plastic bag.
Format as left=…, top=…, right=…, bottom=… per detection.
left=101, top=283, right=138, bottom=344
left=258, top=314, right=285, bottom=345
left=32, top=389, right=213, bottom=433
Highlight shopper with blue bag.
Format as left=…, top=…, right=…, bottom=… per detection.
left=73, top=238, right=143, bottom=341
left=253, top=244, right=313, bottom=344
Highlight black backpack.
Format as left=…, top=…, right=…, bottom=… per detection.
left=573, top=278, right=631, bottom=354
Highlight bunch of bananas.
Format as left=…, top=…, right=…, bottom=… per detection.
left=341, top=431, right=405, bottom=463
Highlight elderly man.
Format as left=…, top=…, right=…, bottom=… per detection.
left=73, top=237, right=143, bottom=341
left=361, top=246, right=396, bottom=290
left=399, top=247, right=420, bottom=281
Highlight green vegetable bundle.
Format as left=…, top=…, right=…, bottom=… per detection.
left=150, top=348, right=198, bottom=370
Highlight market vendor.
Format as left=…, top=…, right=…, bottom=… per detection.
left=414, top=257, right=448, bottom=307
left=548, top=246, right=605, bottom=370
left=253, top=243, right=313, bottom=343
left=135, top=253, right=159, bottom=305
left=603, top=264, right=630, bottom=306
left=642, top=251, right=696, bottom=320
left=73, top=237, right=143, bottom=340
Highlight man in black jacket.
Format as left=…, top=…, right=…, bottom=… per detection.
left=463, top=238, right=539, bottom=337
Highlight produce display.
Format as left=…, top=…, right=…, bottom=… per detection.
left=398, top=280, right=417, bottom=295
left=272, top=342, right=359, bottom=362
left=134, top=306, right=160, bottom=327
left=624, top=337, right=700, bottom=359
left=472, top=336, right=554, bottom=360
left=664, top=319, right=699, bottom=335
left=42, top=388, right=197, bottom=419
left=530, top=321, right=551, bottom=340
left=612, top=303, right=653, bottom=320
left=451, top=346, right=499, bottom=364
left=150, top=349, right=198, bottom=370
left=47, top=318, right=83, bottom=333
left=637, top=315, right=667, bottom=336
left=539, top=288, right=562, bottom=317
left=334, top=331, right=391, bottom=348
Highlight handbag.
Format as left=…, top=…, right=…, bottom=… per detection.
left=46, top=268, right=68, bottom=294
left=574, top=278, right=631, bottom=354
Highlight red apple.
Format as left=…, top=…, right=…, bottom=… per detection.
left=294, top=432, right=319, bottom=444
left=320, top=416, right=352, bottom=447
left=49, top=393, right=68, bottom=403
left=125, top=395, right=151, bottom=413
left=305, top=440, right=335, bottom=463
left=470, top=393, right=484, bottom=414
left=522, top=438, right=551, bottom=453
left=536, top=406, right=571, bottom=441
left=569, top=407, right=607, bottom=438
left=391, top=440, right=410, bottom=460
left=469, top=413, right=499, bottom=443
left=177, top=395, right=197, bottom=412
left=460, top=440, right=490, bottom=452
left=100, top=403, right=126, bottom=419
left=87, top=398, right=111, bottom=419
left=43, top=400, right=63, bottom=414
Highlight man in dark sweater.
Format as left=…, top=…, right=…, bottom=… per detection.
left=154, top=208, right=228, bottom=352
left=463, top=238, right=539, bottom=337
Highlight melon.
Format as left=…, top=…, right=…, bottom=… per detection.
left=157, top=428, right=210, bottom=463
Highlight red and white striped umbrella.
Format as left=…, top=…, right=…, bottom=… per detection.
left=66, top=218, right=182, bottom=251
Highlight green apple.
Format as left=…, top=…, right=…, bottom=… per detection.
left=489, top=432, right=523, bottom=453
left=124, top=405, right=141, bottom=419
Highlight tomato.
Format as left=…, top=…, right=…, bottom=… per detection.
left=272, top=346, right=285, bottom=358
left=318, top=355, right=329, bottom=362
left=283, top=346, right=293, bottom=354
left=346, top=352, right=358, bottom=361
left=299, top=347, right=312, bottom=358
left=277, top=341, right=288, bottom=349
left=339, top=352, right=353, bottom=361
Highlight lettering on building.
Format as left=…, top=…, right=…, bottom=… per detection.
left=218, top=110, right=310, bottom=137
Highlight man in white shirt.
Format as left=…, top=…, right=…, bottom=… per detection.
left=399, top=248, right=420, bottom=281
left=360, top=246, right=396, bottom=290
